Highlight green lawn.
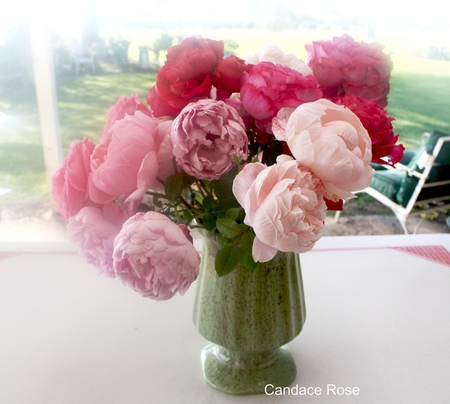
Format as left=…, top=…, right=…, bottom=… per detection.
left=1, top=27, right=449, bottom=203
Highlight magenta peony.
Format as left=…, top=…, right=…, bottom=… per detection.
left=112, top=211, right=200, bottom=301
left=233, top=155, right=326, bottom=263
left=88, top=111, right=165, bottom=205
left=147, top=37, right=224, bottom=117
left=171, top=99, right=248, bottom=180
left=333, top=94, right=404, bottom=165
left=282, top=99, right=374, bottom=200
left=240, top=61, right=322, bottom=134
left=51, top=137, right=96, bottom=221
left=306, top=34, right=393, bottom=107
left=67, top=203, right=128, bottom=277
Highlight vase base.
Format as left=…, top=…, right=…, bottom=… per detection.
left=200, top=343, right=297, bottom=395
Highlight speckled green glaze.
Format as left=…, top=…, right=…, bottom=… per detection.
left=192, top=233, right=306, bottom=395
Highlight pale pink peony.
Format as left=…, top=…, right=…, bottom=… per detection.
left=246, top=45, right=312, bottom=76
left=306, top=34, right=393, bottom=107
left=171, top=99, right=248, bottom=180
left=51, top=137, right=96, bottom=221
left=283, top=99, right=374, bottom=200
left=89, top=111, right=165, bottom=205
left=233, top=155, right=326, bottom=263
left=67, top=203, right=128, bottom=277
left=112, top=212, right=200, bottom=301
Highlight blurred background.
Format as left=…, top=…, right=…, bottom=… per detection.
left=1, top=0, right=449, bottom=240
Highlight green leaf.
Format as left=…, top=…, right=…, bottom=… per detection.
left=225, top=207, right=244, bottom=221
left=165, top=174, right=184, bottom=202
left=215, top=244, right=239, bottom=277
left=240, top=232, right=255, bottom=256
left=239, top=248, right=258, bottom=270
left=202, top=195, right=215, bottom=212
left=216, top=218, right=241, bottom=239
left=202, top=214, right=216, bottom=231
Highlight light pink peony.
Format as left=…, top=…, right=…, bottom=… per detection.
left=112, top=212, right=200, bottom=301
left=51, top=137, right=96, bottom=221
left=171, top=99, right=248, bottom=180
left=89, top=111, right=165, bottom=205
left=233, top=155, right=326, bottom=263
left=306, top=34, right=393, bottom=107
left=283, top=99, right=374, bottom=200
left=67, top=203, right=128, bottom=277
left=246, top=45, right=312, bottom=76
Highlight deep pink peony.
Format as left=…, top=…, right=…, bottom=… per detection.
left=67, top=203, right=128, bottom=277
left=333, top=94, right=404, bottom=165
left=104, top=92, right=153, bottom=134
left=306, top=34, right=393, bottom=107
left=282, top=99, right=374, bottom=200
left=211, top=55, right=252, bottom=99
left=88, top=111, right=165, bottom=205
left=112, top=211, right=200, bottom=301
left=171, top=99, right=248, bottom=180
left=147, top=37, right=224, bottom=117
left=240, top=61, right=322, bottom=133
left=233, top=155, right=326, bottom=263
left=51, top=137, right=96, bottom=221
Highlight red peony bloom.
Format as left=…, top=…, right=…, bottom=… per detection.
left=306, top=34, right=393, bottom=107
left=240, top=61, right=323, bottom=134
left=333, top=94, right=404, bottom=165
left=211, top=55, right=252, bottom=99
left=147, top=37, right=224, bottom=117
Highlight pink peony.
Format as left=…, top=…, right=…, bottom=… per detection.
left=112, top=211, right=200, bottom=301
left=171, top=99, right=248, bottom=180
left=240, top=61, right=322, bottom=134
left=104, top=92, right=153, bottom=134
left=333, top=94, right=404, bottom=165
left=147, top=37, right=224, bottom=117
left=67, top=203, right=128, bottom=277
left=306, top=34, right=393, bottom=107
left=88, top=111, right=165, bottom=205
left=233, top=155, right=326, bottom=263
left=246, top=45, right=312, bottom=76
left=283, top=99, right=374, bottom=200
left=51, top=137, right=96, bottom=221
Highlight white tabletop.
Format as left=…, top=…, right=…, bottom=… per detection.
left=1, top=234, right=449, bottom=403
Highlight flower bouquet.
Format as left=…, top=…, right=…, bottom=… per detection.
left=52, top=34, right=404, bottom=300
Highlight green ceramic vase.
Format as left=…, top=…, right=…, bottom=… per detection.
left=192, top=233, right=306, bottom=395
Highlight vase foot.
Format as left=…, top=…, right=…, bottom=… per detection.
left=200, top=343, right=297, bottom=395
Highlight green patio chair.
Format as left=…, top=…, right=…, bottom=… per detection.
left=335, top=130, right=450, bottom=234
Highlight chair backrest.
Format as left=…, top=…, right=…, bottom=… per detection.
left=396, top=130, right=450, bottom=209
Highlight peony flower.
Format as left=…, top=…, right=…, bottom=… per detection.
left=171, top=99, right=248, bottom=180
left=147, top=37, right=224, bottom=117
left=306, top=34, right=393, bottom=107
left=67, top=203, right=128, bottom=277
left=283, top=99, right=374, bottom=200
left=240, top=61, right=322, bottom=134
left=211, top=55, right=252, bottom=99
left=333, top=94, right=404, bottom=165
left=233, top=155, right=326, bottom=263
left=51, top=137, right=96, bottom=221
left=88, top=111, right=165, bottom=205
left=246, top=44, right=312, bottom=76
left=104, top=92, right=153, bottom=134
left=112, top=211, right=200, bottom=301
